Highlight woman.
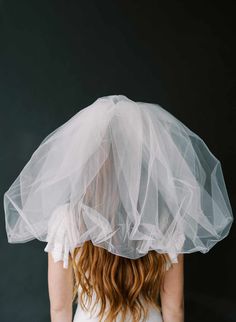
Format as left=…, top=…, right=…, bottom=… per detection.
left=4, top=95, right=233, bottom=322
left=46, top=244, right=184, bottom=322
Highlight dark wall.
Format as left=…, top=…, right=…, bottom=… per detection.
left=0, top=1, right=235, bottom=321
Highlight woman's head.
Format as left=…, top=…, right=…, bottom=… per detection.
left=70, top=240, right=172, bottom=322
left=68, top=142, right=173, bottom=321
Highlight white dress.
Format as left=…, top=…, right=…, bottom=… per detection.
left=44, top=204, right=181, bottom=322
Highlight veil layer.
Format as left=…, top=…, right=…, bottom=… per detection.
left=4, top=94, right=234, bottom=260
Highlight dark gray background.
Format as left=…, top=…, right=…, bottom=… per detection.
left=0, top=1, right=235, bottom=321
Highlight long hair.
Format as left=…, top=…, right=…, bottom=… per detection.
left=69, top=144, right=173, bottom=321
left=69, top=242, right=172, bottom=322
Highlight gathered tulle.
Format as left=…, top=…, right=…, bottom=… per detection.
left=4, top=94, right=234, bottom=264
left=43, top=202, right=179, bottom=269
left=44, top=204, right=71, bottom=268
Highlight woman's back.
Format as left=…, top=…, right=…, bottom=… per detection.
left=73, top=284, right=164, bottom=322
left=73, top=302, right=163, bottom=322
left=5, top=95, right=232, bottom=322
left=44, top=205, right=181, bottom=322
left=71, top=248, right=165, bottom=322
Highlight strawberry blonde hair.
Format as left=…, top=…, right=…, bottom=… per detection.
left=69, top=241, right=172, bottom=322
left=69, top=147, right=173, bottom=321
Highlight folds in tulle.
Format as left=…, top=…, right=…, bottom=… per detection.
left=4, top=94, right=234, bottom=263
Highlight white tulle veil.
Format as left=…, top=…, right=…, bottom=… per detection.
left=4, top=94, right=234, bottom=261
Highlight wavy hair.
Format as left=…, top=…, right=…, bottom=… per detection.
left=69, top=240, right=172, bottom=322
left=69, top=146, right=173, bottom=321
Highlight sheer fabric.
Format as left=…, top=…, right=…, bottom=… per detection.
left=44, top=205, right=165, bottom=321
left=4, top=94, right=234, bottom=263
left=43, top=203, right=180, bottom=269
